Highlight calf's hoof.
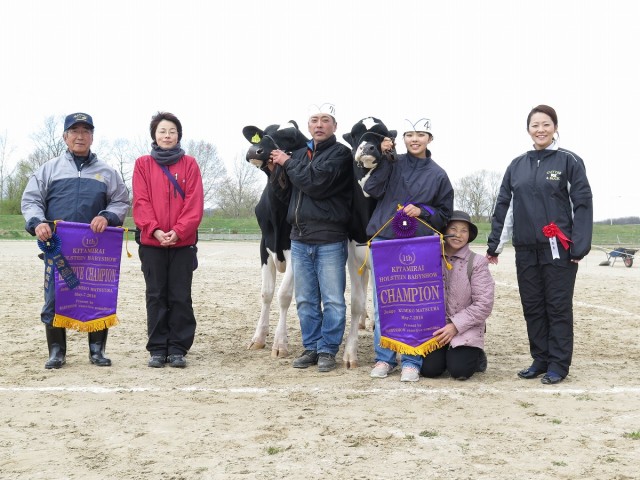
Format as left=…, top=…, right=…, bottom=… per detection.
left=271, top=347, right=289, bottom=359
left=343, top=358, right=359, bottom=369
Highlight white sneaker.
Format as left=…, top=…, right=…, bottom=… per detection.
left=370, top=361, right=394, bottom=378
left=400, top=365, right=420, bottom=382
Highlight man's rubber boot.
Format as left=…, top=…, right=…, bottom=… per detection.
left=45, top=324, right=66, bottom=369
left=88, top=329, right=112, bottom=366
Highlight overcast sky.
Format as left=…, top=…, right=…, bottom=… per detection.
left=1, top=0, right=638, bottom=221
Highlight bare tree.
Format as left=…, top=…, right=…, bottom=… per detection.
left=104, top=138, right=147, bottom=198
left=216, top=153, right=263, bottom=217
left=30, top=115, right=66, bottom=163
left=0, top=117, right=68, bottom=213
left=486, top=170, right=503, bottom=218
left=454, top=169, right=502, bottom=221
left=2, top=160, right=34, bottom=213
left=0, top=131, right=14, bottom=201
left=184, top=139, right=226, bottom=206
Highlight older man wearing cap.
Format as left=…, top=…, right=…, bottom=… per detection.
left=270, top=103, right=353, bottom=372
left=22, top=112, right=129, bottom=369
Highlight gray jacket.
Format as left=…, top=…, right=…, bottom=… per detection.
left=21, top=150, right=129, bottom=233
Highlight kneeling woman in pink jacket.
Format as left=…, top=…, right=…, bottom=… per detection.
left=421, top=211, right=494, bottom=380
left=133, top=112, right=204, bottom=369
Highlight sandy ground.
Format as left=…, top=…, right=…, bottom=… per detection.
left=1, top=239, right=639, bottom=480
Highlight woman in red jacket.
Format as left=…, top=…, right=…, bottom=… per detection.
left=133, top=112, right=204, bottom=368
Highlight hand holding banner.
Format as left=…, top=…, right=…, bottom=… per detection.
left=371, top=236, right=446, bottom=356
left=52, top=221, right=125, bottom=332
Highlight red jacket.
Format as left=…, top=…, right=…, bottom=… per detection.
left=133, top=154, right=204, bottom=247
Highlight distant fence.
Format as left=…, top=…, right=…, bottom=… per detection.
left=473, top=232, right=640, bottom=247
left=2, top=228, right=638, bottom=246
left=198, top=229, right=261, bottom=241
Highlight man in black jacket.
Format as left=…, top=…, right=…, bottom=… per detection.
left=270, top=103, right=353, bottom=372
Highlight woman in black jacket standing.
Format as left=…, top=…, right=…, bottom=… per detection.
left=487, top=105, right=593, bottom=385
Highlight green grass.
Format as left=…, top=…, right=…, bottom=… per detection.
left=1, top=214, right=638, bottom=244
left=473, top=222, right=640, bottom=246
left=0, top=213, right=260, bottom=239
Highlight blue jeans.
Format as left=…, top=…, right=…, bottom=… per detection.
left=371, top=239, right=423, bottom=370
left=291, top=240, right=347, bottom=356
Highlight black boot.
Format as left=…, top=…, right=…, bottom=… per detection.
left=88, top=329, right=112, bottom=366
left=45, top=324, right=66, bottom=369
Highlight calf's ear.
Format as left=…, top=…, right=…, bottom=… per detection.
left=342, top=133, right=354, bottom=147
left=242, top=126, right=264, bottom=144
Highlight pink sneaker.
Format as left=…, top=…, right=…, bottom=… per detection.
left=370, top=361, right=394, bottom=378
left=400, top=365, right=420, bottom=382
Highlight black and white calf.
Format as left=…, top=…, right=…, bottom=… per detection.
left=242, top=121, right=309, bottom=358
left=342, top=117, right=396, bottom=367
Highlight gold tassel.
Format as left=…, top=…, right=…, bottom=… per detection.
left=53, top=314, right=119, bottom=332
left=117, top=226, right=132, bottom=258
left=357, top=241, right=371, bottom=275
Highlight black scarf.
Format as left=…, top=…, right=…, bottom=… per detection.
left=150, top=142, right=185, bottom=166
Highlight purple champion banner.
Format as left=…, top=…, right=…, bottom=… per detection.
left=371, top=236, right=446, bottom=356
left=53, top=221, right=124, bottom=332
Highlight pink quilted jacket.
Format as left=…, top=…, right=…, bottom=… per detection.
left=443, top=244, right=495, bottom=349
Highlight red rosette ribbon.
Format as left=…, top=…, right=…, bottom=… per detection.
left=542, top=222, right=572, bottom=250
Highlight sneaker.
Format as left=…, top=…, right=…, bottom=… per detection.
left=148, top=355, right=166, bottom=368
left=167, top=354, right=187, bottom=368
left=476, top=350, right=488, bottom=373
left=292, top=350, right=318, bottom=369
left=400, top=365, right=420, bottom=382
left=370, top=361, right=394, bottom=378
left=317, top=353, right=337, bottom=372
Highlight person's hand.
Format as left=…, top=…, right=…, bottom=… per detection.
left=161, top=230, right=179, bottom=246
left=34, top=222, right=52, bottom=242
left=153, top=229, right=168, bottom=244
left=270, top=149, right=290, bottom=166
left=90, top=215, right=108, bottom=233
left=403, top=204, right=421, bottom=218
left=265, top=160, right=276, bottom=172
left=486, top=254, right=499, bottom=265
left=570, top=259, right=580, bottom=264
left=433, top=323, right=458, bottom=347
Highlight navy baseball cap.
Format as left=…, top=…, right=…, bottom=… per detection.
left=64, top=112, right=94, bottom=131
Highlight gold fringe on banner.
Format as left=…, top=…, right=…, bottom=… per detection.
left=53, top=314, right=119, bottom=332
left=380, top=336, right=443, bottom=357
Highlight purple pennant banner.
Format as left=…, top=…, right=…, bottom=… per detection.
left=371, top=236, right=446, bottom=355
left=53, top=221, right=124, bottom=332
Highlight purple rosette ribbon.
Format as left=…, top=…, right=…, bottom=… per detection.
left=392, top=209, right=418, bottom=238
left=38, top=233, right=80, bottom=291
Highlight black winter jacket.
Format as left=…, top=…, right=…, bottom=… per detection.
left=487, top=144, right=593, bottom=260
left=282, top=136, right=353, bottom=243
left=364, top=152, right=454, bottom=238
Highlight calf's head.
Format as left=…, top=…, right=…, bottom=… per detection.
left=343, top=117, right=396, bottom=169
left=242, top=121, right=309, bottom=171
